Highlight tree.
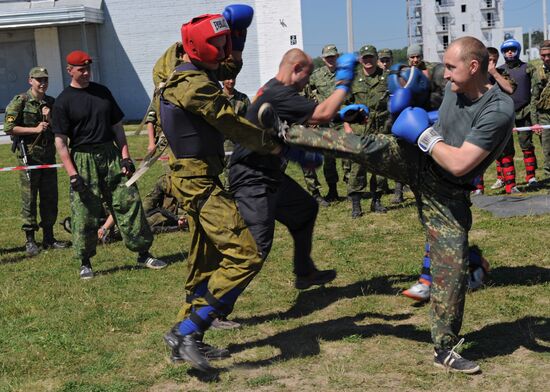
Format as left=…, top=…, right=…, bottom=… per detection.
left=523, top=30, right=544, bottom=51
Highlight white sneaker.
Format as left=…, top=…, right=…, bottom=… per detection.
left=490, top=178, right=505, bottom=189
left=528, top=177, right=539, bottom=187
left=402, top=279, right=431, bottom=301
left=508, top=186, right=520, bottom=194
left=471, top=189, right=483, bottom=196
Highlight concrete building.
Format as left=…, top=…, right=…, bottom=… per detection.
left=407, top=0, right=524, bottom=63
left=0, top=0, right=304, bottom=120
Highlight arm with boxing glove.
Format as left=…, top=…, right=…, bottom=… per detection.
left=307, top=53, right=357, bottom=125
left=391, top=107, right=490, bottom=177
left=280, top=145, right=323, bottom=170
left=223, top=4, right=254, bottom=63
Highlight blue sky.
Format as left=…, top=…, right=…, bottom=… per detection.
left=301, top=0, right=549, bottom=57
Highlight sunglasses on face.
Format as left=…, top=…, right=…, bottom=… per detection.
left=33, top=77, right=49, bottom=83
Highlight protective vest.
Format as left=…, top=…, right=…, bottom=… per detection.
left=159, top=63, right=224, bottom=159
left=502, top=62, right=530, bottom=111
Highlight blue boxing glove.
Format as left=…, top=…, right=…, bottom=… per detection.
left=391, top=107, right=443, bottom=154
left=427, top=110, right=439, bottom=125
left=223, top=4, right=254, bottom=51
left=335, top=104, right=369, bottom=123
left=335, top=53, right=357, bottom=93
left=388, top=88, right=413, bottom=116
left=282, top=146, right=323, bottom=170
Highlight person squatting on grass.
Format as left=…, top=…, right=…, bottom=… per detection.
left=275, top=36, right=514, bottom=374
left=52, top=50, right=167, bottom=280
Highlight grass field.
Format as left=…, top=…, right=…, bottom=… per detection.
left=0, top=135, right=549, bottom=392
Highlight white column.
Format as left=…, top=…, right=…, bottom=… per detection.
left=34, top=27, right=63, bottom=96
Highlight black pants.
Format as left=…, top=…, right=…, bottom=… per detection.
left=232, top=173, right=318, bottom=277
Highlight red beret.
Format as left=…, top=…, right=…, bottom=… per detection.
left=66, top=50, right=92, bottom=66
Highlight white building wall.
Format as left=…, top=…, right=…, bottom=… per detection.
left=34, top=27, right=64, bottom=96
left=98, top=0, right=303, bottom=120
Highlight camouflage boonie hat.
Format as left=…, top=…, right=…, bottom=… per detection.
left=378, top=48, right=393, bottom=58
left=29, top=67, right=48, bottom=78
left=321, top=44, right=338, bottom=57
left=359, top=44, right=377, bottom=57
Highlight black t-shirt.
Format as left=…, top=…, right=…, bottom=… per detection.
left=52, top=82, right=124, bottom=148
left=229, top=78, right=316, bottom=191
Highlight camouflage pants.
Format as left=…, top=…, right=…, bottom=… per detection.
left=284, top=125, right=472, bottom=349
left=17, top=145, right=58, bottom=232
left=302, top=154, right=339, bottom=195
left=170, top=176, right=263, bottom=322
left=70, top=143, right=153, bottom=261
left=515, top=114, right=536, bottom=151
left=537, top=111, right=550, bottom=177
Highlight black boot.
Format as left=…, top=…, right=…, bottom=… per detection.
left=370, top=196, right=388, bottom=213
left=164, top=326, right=216, bottom=372
left=25, top=231, right=40, bottom=257
left=42, top=226, right=70, bottom=250
left=350, top=193, right=363, bottom=218
left=391, top=182, right=404, bottom=204
left=324, top=183, right=339, bottom=202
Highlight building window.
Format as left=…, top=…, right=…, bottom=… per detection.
left=487, top=13, right=494, bottom=27
left=485, top=0, right=493, bottom=7
left=443, top=35, right=449, bottom=49
left=441, top=16, right=448, bottom=31
left=462, top=24, right=466, bottom=32
left=461, top=4, right=466, bottom=12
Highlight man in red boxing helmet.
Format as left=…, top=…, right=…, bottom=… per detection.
left=157, top=6, right=286, bottom=373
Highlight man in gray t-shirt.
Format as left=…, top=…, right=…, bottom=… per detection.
left=278, top=36, right=514, bottom=374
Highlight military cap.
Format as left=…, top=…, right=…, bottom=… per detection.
left=66, top=50, right=93, bottom=66
left=378, top=48, right=393, bottom=58
left=359, top=44, right=378, bottom=57
left=407, top=44, right=423, bottom=57
left=29, top=67, right=49, bottom=78
left=321, top=44, right=339, bottom=57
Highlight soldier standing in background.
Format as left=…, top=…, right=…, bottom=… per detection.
left=52, top=50, right=166, bottom=280
left=346, top=44, right=389, bottom=218
left=497, top=38, right=540, bottom=188
left=4, top=67, right=69, bottom=256
left=302, top=44, right=343, bottom=203
left=531, top=40, right=550, bottom=178
left=377, top=48, right=393, bottom=71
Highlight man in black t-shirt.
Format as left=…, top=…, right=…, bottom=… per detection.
left=52, top=50, right=166, bottom=280
left=229, top=48, right=355, bottom=289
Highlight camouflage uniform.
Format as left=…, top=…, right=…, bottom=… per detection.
left=281, top=82, right=514, bottom=350
left=4, top=89, right=58, bottom=233
left=531, top=62, right=550, bottom=177
left=154, top=46, right=279, bottom=324
left=223, top=88, right=250, bottom=186
left=69, top=143, right=153, bottom=261
left=142, top=173, right=187, bottom=231
left=302, top=64, right=341, bottom=196
left=347, top=46, right=390, bottom=207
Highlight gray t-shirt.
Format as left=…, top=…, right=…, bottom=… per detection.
left=433, top=82, right=514, bottom=184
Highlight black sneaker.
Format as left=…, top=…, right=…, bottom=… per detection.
left=137, top=253, right=167, bottom=270
left=25, top=241, right=40, bottom=257
left=164, top=328, right=214, bottom=372
left=43, top=239, right=71, bottom=250
left=295, top=269, right=337, bottom=290
left=79, top=265, right=94, bottom=280
left=433, top=339, right=481, bottom=374
left=370, top=199, right=388, bottom=213
left=313, top=193, right=330, bottom=207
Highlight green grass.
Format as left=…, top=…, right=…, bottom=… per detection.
left=0, top=135, right=549, bottom=391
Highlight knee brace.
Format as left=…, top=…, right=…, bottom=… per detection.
left=522, top=148, right=537, bottom=181
left=501, top=155, right=516, bottom=193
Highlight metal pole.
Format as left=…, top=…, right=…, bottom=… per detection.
left=347, top=0, right=353, bottom=52
left=544, top=0, right=548, bottom=40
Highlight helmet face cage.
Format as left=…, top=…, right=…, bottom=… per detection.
left=500, top=39, right=521, bottom=60
left=181, top=14, right=232, bottom=63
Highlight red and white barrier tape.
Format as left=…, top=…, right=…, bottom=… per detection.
left=1, top=151, right=233, bottom=172
left=514, top=125, right=550, bottom=132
